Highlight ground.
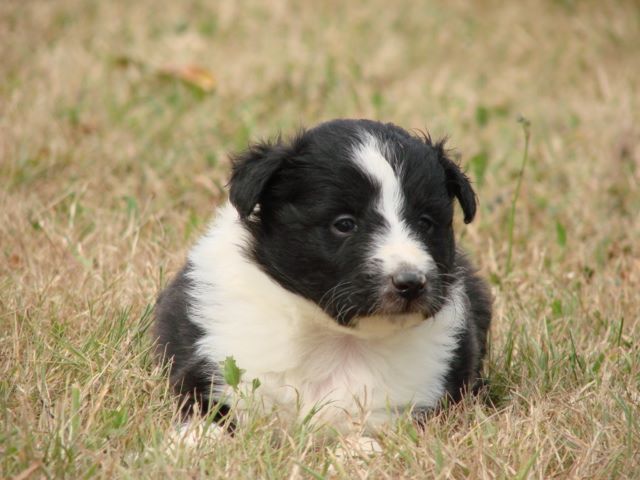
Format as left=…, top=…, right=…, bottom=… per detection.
left=1, top=0, right=639, bottom=478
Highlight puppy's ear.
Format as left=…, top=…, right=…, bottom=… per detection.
left=435, top=141, right=477, bottom=224
left=228, top=135, right=304, bottom=219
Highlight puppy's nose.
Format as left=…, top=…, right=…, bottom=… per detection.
left=391, top=271, right=427, bottom=299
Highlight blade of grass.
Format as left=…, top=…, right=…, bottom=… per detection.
left=505, top=116, right=531, bottom=275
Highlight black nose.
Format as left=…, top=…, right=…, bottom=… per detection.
left=391, top=271, right=427, bottom=299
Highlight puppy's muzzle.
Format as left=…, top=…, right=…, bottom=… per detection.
left=391, top=270, right=427, bottom=300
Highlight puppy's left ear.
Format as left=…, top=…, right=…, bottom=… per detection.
left=435, top=142, right=477, bottom=224
left=228, top=134, right=305, bottom=219
left=228, top=140, right=287, bottom=218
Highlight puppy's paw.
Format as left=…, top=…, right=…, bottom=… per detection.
left=165, top=421, right=226, bottom=453
left=326, top=434, right=382, bottom=476
left=335, top=434, right=383, bottom=459
left=352, top=435, right=383, bottom=454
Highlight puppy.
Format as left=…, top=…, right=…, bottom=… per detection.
left=154, top=119, right=491, bottom=435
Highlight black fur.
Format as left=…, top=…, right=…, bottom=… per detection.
left=153, top=264, right=230, bottom=422
left=444, top=253, right=492, bottom=401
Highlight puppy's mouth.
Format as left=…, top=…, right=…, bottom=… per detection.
left=377, top=290, right=438, bottom=317
left=342, top=289, right=446, bottom=338
left=331, top=291, right=441, bottom=327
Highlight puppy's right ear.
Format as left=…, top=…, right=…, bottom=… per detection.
left=228, top=138, right=294, bottom=219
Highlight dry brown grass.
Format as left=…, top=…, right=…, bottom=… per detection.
left=1, top=0, right=639, bottom=478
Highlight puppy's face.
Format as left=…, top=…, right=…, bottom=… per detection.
left=229, top=119, right=476, bottom=326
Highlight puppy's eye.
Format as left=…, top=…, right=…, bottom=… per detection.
left=419, top=214, right=435, bottom=233
left=331, top=215, right=358, bottom=236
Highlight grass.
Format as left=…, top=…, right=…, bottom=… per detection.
left=505, top=115, right=530, bottom=276
left=1, top=0, right=639, bottom=478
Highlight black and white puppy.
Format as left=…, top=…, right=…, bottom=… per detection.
left=154, top=119, right=491, bottom=433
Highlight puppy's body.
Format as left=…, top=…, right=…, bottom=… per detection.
left=155, top=119, right=491, bottom=432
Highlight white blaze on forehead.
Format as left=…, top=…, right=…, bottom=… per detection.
left=351, top=132, right=435, bottom=275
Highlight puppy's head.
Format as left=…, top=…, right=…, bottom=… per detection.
left=229, top=119, right=476, bottom=327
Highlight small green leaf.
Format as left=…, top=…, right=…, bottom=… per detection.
left=551, top=299, right=563, bottom=317
left=251, top=378, right=261, bottom=392
left=223, top=356, right=245, bottom=390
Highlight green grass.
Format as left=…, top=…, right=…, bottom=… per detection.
left=1, top=0, right=639, bottom=478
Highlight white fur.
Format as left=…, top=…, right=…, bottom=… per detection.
left=350, top=133, right=436, bottom=277
left=186, top=202, right=467, bottom=433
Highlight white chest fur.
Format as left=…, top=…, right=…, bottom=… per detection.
left=186, top=204, right=466, bottom=431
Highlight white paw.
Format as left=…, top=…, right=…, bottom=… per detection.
left=165, top=421, right=226, bottom=452
left=355, top=435, right=383, bottom=454
left=335, top=434, right=383, bottom=460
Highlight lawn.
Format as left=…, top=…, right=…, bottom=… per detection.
left=1, top=0, right=639, bottom=478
